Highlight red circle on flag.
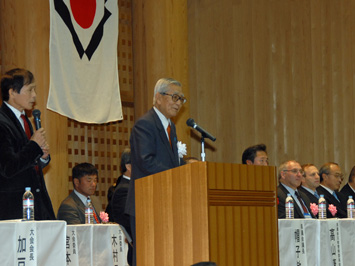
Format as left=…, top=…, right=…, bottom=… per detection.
left=70, top=0, right=96, bottom=29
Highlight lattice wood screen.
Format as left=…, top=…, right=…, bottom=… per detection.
left=67, top=0, right=134, bottom=211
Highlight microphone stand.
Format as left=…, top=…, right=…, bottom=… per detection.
left=200, top=134, right=206, bottom=162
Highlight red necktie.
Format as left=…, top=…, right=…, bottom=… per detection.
left=167, top=124, right=172, bottom=147
left=295, top=191, right=310, bottom=214
left=21, top=114, right=31, bottom=139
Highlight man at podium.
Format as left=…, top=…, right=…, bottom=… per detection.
left=125, top=78, right=186, bottom=266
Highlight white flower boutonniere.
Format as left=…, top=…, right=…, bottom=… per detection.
left=177, top=141, right=187, bottom=158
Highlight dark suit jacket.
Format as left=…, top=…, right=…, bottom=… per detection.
left=298, top=186, right=319, bottom=204
left=277, top=184, right=314, bottom=219
left=339, top=183, right=355, bottom=200
left=0, top=103, right=55, bottom=220
left=125, top=108, right=183, bottom=217
left=57, top=191, right=102, bottom=224
left=111, top=177, right=130, bottom=234
left=316, top=186, right=347, bottom=218
left=105, top=175, right=122, bottom=222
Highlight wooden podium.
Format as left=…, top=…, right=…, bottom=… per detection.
left=135, top=162, right=279, bottom=266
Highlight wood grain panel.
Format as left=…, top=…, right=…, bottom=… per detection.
left=188, top=0, right=355, bottom=188
left=136, top=162, right=278, bottom=266
left=136, top=162, right=210, bottom=265
left=205, top=163, right=278, bottom=266
left=132, top=0, right=191, bottom=151
left=0, top=0, right=68, bottom=212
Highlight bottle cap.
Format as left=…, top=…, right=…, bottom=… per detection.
left=25, top=187, right=31, bottom=191
left=350, top=196, right=353, bottom=199
left=320, top=194, right=324, bottom=197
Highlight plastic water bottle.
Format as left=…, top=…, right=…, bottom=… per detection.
left=318, top=194, right=327, bottom=219
left=85, top=197, right=94, bottom=224
left=347, top=196, right=354, bottom=218
left=285, top=194, right=294, bottom=219
left=23, top=187, right=34, bottom=221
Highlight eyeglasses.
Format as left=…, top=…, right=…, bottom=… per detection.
left=160, top=93, right=187, bottom=104
left=329, top=173, right=344, bottom=179
left=283, top=169, right=304, bottom=175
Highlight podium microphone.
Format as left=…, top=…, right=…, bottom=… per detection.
left=32, top=109, right=42, bottom=130
left=186, top=118, right=216, bottom=141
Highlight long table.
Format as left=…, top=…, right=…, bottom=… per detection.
left=0, top=220, right=128, bottom=266
left=66, top=224, right=129, bottom=266
left=279, top=219, right=355, bottom=266
left=0, top=220, right=66, bottom=265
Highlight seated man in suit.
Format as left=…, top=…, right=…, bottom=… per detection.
left=57, top=163, right=102, bottom=224
left=111, top=148, right=132, bottom=265
left=316, top=162, right=347, bottom=218
left=299, top=164, right=320, bottom=204
left=241, top=144, right=269, bottom=166
left=340, top=166, right=355, bottom=199
left=277, top=160, right=314, bottom=219
left=105, top=151, right=127, bottom=222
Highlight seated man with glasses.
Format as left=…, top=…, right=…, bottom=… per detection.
left=277, top=160, right=315, bottom=219
left=316, top=162, right=347, bottom=218
left=57, top=163, right=102, bottom=224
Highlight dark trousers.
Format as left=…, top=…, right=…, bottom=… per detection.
left=130, top=215, right=136, bottom=266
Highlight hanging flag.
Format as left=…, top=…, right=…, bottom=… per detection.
left=47, top=0, right=122, bottom=123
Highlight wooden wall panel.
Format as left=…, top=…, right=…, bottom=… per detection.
left=67, top=104, right=134, bottom=210
left=188, top=0, right=355, bottom=185
left=0, top=0, right=135, bottom=213
left=0, top=0, right=68, bottom=213
left=132, top=0, right=191, bottom=150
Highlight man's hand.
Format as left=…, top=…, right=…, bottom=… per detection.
left=31, top=128, right=50, bottom=159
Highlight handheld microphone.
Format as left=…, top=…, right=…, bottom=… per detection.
left=32, top=109, right=41, bottom=130
left=186, top=118, right=216, bottom=141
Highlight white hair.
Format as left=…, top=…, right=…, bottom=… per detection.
left=152, top=78, right=182, bottom=105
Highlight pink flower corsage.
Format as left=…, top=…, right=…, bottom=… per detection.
left=310, top=203, right=319, bottom=216
left=100, top=211, right=109, bottom=223
left=328, top=204, right=337, bottom=217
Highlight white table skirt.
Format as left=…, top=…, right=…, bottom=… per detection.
left=0, top=220, right=66, bottom=266
left=279, top=219, right=355, bottom=266
left=66, top=224, right=129, bottom=266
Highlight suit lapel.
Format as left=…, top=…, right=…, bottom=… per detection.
left=151, top=109, right=179, bottom=166
left=1, top=103, right=29, bottom=142
left=280, top=184, right=304, bottom=218
left=170, top=122, right=179, bottom=165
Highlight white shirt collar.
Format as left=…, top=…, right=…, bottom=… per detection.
left=4, top=101, right=25, bottom=119
left=301, top=185, right=316, bottom=195
left=320, top=184, right=335, bottom=195
left=74, top=189, right=89, bottom=206
left=281, top=183, right=305, bottom=216
left=4, top=101, right=27, bottom=130
left=122, top=175, right=130, bottom=180
left=153, top=106, right=171, bottom=139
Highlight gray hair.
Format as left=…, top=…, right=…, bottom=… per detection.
left=319, top=162, right=339, bottom=182
left=152, top=78, right=182, bottom=105
left=278, top=160, right=300, bottom=180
